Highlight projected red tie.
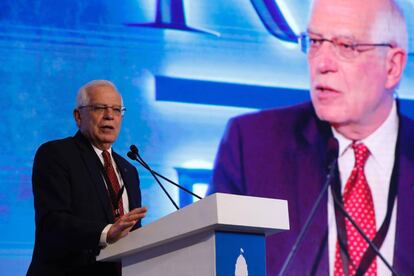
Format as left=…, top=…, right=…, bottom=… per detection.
left=102, top=150, right=124, bottom=220
left=334, top=143, right=377, bottom=276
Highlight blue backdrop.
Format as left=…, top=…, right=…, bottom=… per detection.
left=1, top=0, right=413, bottom=274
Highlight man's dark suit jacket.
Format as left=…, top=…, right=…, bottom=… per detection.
left=27, top=131, right=143, bottom=276
left=210, top=102, right=414, bottom=275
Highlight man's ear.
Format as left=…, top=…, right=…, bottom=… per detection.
left=73, top=109, right=81, bottom=128
left=385, top=47, right=407, bottom=90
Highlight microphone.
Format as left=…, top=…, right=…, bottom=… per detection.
left=279, top=137, right=339, bottom=276
left=127, top=145, right=202, bottom=210
left=129, top=145, right=201, bottom=199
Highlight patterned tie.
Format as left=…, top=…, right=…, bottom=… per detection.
left=334, top=143, right=377, bottom=276
left=102, top=150, right=124, bottom=220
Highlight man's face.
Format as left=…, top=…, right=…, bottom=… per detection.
left=74, top=85, right=123, bottom=150
left=308, top=0, right=394, bottom=134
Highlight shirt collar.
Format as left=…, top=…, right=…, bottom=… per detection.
left=332, top=100, right=398, bottom=167
left=92, top=144, right=113, bottom=164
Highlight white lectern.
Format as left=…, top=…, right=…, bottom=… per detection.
left=98, top=193, right=289, bottom=275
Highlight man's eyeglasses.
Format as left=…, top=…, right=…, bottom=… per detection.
left=298, top=32, right=394, bottom=60
left=78, top=104, right=126, bottom=116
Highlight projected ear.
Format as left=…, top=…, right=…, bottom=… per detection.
left=385, top=47, right=407, bottom=90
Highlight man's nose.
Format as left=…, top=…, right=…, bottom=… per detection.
left=313, top=42, right=338, bottom=74
left=103, top=107, right=115, bottom=119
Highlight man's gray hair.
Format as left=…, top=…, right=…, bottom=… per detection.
left=370, top=0, right=408, bottom=51
left=308, top=0, right=409, bottom=51
left=75, top=80, right=123, bottom=108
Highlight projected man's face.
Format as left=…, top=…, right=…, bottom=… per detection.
left=307, top=0, right=401, bottom=139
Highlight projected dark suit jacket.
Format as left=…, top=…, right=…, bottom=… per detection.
left=210, top=102, right=414, bottom=275
left=27, top=131, right=142, bottom=276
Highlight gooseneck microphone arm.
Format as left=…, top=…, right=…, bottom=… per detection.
left=331, top=191, right=398, bottom=275
left=279, top=137, right=397, bottom=276
left=127, top=145, right=203, bottom=210
left=279, top=159, right=338, bottom=276
left=129, top=145, right=201, bottom=199
left=127, top=151, right=179, bottom=210
left=279, top=137, right=339, bottom=276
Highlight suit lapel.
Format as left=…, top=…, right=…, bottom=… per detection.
left=73, top=131, right=114, bottom=222
left=393, top=115, right=414, bottom=274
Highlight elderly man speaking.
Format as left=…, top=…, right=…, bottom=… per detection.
left=28, top=80, right=147, bottom=276
left=210, top=0, right=414, bottom=275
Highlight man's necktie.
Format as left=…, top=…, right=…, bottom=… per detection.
left=334, top=143, right=377, bottom=276
left=102, top=150, right=124, bottom=220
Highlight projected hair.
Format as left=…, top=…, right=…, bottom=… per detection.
left=308, top=0, right=408, bottom=51
left=370, top=0, right=408, bottom=51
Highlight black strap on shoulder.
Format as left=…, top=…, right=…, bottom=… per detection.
left=356, top=160, right=398, bottom=275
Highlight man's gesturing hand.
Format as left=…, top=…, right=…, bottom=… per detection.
left=107, top=207, right=147, bottom=244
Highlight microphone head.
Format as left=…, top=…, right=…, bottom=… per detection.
left=127, top=151, right=137, bottom=161
left=130, top=145, right=139, bottom=155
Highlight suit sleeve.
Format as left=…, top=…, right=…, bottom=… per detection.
left=208, top=118, right=246, bottom=195
left=32, top=142, right=107, bottom=253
